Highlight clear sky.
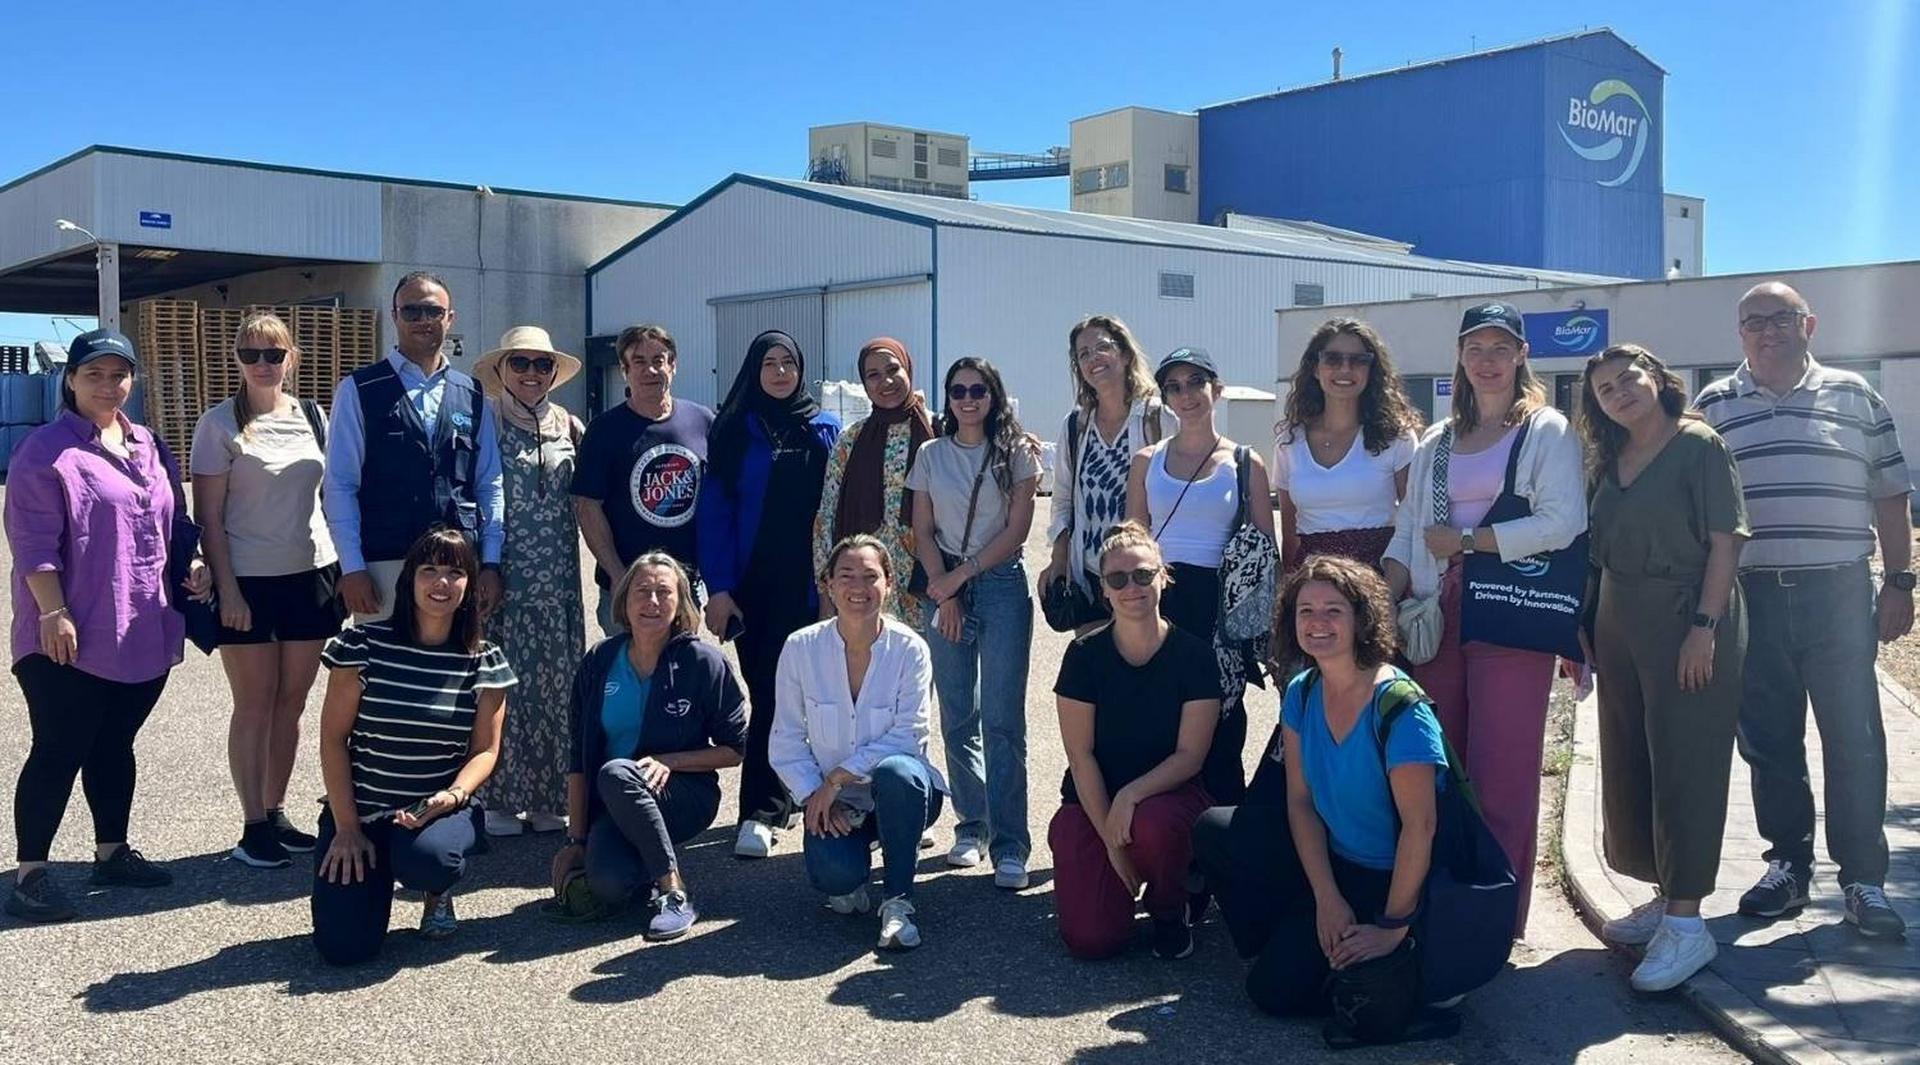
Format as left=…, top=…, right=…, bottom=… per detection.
left=3, top=0, right=1914, bottom=346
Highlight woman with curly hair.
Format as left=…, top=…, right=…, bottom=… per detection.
left=1273, top=318, right=1422, bottom=573
left=1576, top=344, right=1747, bottom=992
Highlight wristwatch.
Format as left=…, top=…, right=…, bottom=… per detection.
left=1459, top=528, right=1477, bottom=555
left=1886, top=570, right=1916, bottom=592
left=1375, top=910, right=1416, bottom=930
left=1690, top=612, right=1719, bottom=631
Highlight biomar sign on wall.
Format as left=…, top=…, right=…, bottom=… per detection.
left=1558, top=79, right=1651, bottom=188
left=1524, top=309, right=1609, bottom=357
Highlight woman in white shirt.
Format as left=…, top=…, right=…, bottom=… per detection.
left=1039, top=315, right=1167, bottom=631
left=1272, top=318, right=1423, bottom=573
left=1126, top=347, right=1276, bottom=804
left=771, top=534, right=948, bottom=952
left=1382, top=302, right=1587, bottom=936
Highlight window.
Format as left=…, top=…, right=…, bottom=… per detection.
left=1680, top=205, right=1691, bottom=218
left=1406, top=375, right=1438, bottom=424
left=914, top=144, right=928, bottom=163
left=937, top=146, right=962, bottom=168
left=1159, top=271, right=1195, bottom=299
left=914, top=162, right=928, bottom=179
left=1830, top=359, right=1884, bottom=393
left=1293, top=282, right=1325, bottom=307
left=1072, top=167, right=1102, bottom=195
left=1693, top=365, right=1739, bottom=396
left=1104, top=162, right=1130, bottom=189
left=871, top=140, right=897, bottom=159
left=1164, top=165, right=1190, bottom=194
left=1409, top=291, right=1438, bottom=300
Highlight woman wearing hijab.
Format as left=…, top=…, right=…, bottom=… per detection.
left=812, top=337, right=937, bottom=620
left=471, top=327, right=588, bottom=838
left=698, top=330, right=842, bottom=858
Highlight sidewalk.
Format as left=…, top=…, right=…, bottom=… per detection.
left=1563, top=671, right=1920, bottom=1065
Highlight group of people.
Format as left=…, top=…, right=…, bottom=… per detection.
left=4, top=270, right=1909, bottom=1033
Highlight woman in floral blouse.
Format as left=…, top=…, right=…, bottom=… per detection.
left=812, top=337, right=937, bottom=620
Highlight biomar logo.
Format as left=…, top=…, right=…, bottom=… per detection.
left=1553, top=315, right=1603, bottom=351
left=1558, top=79, right=1650, bottom=188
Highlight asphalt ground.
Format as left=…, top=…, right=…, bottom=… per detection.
left=0, top=496, right=1747, bottom=1064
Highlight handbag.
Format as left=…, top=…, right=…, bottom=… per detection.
left=1394, top=429, right=1449, bottom=665
left=158, top=439, right=220, bottom=654
left=1458, top=417, right=1589, bottom=662
left=1218, top=446, right=1278, bottom=643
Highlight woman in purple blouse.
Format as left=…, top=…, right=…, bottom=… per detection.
left=4, top=329, right=211, bottom=923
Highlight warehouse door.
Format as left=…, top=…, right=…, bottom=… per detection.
left=713, top=293, right=825, bottom=400
left=822, top=280, right=932, bottom=386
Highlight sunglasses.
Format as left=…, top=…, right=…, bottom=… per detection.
left=1317, top=351, right=1375, bottom=370
left=237, top=347, right=288, bottom=365
left=506, top=355, right=556, bottom=375
left=1161, top=373, right=1213, bottom=396
left=398, top=303, right=449, bottom=323
left=947, top=383, right=990, bottom=402
left=1101, top=565, right=1161, bottom=590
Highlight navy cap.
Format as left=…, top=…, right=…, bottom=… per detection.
left=1155, top=346, right=1218, bottom=385
left=67, top=328, right=138, bottom=368
left=1458, top=302, right=1525, bottom=343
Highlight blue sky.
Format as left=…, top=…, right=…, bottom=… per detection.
left=3, top=0, right=1914, bottom=346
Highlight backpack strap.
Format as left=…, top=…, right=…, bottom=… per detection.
left=299, top=398, right=327, bottom=450
left=1374, top=677, right=1484, bottom=814
left=1067, top=409, right=1084, bottom=491
left=1231, top=445, right=1253, bottom=529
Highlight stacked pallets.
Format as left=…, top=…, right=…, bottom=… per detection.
left=135, top=300, right=203, bottom=462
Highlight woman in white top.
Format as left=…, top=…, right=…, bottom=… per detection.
left=771, top=535, right=949, bottom=952
left=1039, top=315, right=1167, bottom=631
left=1272, top=318, right=1423, bottom=573
left=190, top=312, right=342, bottom=870
left=1382, top=302, right=1587, bottom=936
left=1126, top=347, right=1276, bottom=804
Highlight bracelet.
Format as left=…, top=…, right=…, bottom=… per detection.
left=562, top=835, right=587, bottom=849
left=446, top=786, right=468, bottom=806
left=39, top=606, right=69, bottom=621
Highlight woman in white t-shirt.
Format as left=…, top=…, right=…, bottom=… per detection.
left=1272, top=318, right=1424, bottom=573
left=190, top=312, right=342, bottom=871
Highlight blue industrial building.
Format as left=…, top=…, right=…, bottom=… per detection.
left=1197, top=30, right=1666, bottom=279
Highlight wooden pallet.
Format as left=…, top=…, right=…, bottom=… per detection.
left=199, top=307, right=247, bottom=408
left=136, top=299, right=202, bottom=461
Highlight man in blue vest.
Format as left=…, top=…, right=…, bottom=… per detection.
left=324, top=272, right=505, bottom=621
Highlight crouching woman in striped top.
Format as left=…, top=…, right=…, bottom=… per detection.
left=310, top=528, right=517, bottom=965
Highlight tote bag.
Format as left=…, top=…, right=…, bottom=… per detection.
left=1458, top=417, right=1588, bottom=662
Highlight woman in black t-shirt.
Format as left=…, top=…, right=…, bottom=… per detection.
left=1051, top=521, right=1221, bottom=961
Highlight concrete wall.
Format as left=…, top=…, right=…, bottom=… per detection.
left=1069, top=108, right=1198, bottom=223
left=1664, top=194, right=1705, bottom=278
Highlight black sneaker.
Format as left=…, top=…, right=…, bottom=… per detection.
left=1738, top=859, right=1811, bottom=918
left=1843, top=883, right=1908, bottom=939
left=6, top=869, right=77, bottom=923
left=232, top=822, right=292, bottom=869
left=89, top=845, right=174, bottom=888
left=266, top=808, right=317, bottom=853
left=1152, top=915, right=1195, bottom=960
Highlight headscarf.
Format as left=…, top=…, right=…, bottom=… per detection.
left=834, top=337, right=936, bottom=540
left=710, top=329, right=823, bottom=483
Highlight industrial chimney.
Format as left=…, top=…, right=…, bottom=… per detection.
left=1332, top=47, right=1343, bottom=80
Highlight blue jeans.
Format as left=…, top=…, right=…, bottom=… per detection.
left=922, top=558, right=1032, bottom=862
left=804, top=755, right=944, bottom=899
left=1738, top=563, right=1889, bottom=886
left=310, top=805, right=480, bottom=966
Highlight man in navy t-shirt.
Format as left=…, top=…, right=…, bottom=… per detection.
left=572, top=324, right=714, bottom=630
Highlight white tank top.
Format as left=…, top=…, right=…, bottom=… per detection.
left=1147, top=445, right=1239, bottom=567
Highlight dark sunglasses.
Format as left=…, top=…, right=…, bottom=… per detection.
left=947, top=383, right=990, bottom=402
left=237, top=347, right=288, bottom=365
left=506, top=355, right=556, bottom=375
left=1316, top=351, right=1375, bottom=370
left=398, top=303, right=449, bottom=323
left=1101, top=565, right=1161, bottom=590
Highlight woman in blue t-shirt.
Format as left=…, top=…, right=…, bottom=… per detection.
left=1244, top=554, right=1448, bottom=1016
left=548, top=552, right=747, bottom=940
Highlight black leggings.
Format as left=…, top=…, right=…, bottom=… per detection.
left=12, top=654, right=168, bottom=863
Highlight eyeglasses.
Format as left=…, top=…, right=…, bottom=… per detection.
left=1316, top=351, right=1375, bottom=370
left=947, top=383, right=990, bottom=401
left=397, top=303, right=449, bottom=323
left=1739, top=310, right=1806, bottom=335
left=236, top=347, right=288, bottom=365
left=506, top=355, right=556, bottom=375
left=1101, top=566, right=1161, bottom=590
left=1075, top=339, right=1121, bottom=362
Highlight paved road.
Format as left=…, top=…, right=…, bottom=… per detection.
left=0, top=497, right=1746, bottom=1064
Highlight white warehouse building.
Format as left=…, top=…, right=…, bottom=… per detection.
left=587, top=174, right=1612, bottom=436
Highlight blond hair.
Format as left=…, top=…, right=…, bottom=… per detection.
left=608, top=553, right=702, bottom=637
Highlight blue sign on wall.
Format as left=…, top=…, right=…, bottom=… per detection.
left=138, top=211, right=172, bottom=229
left=1525, top=308, right=1609, bottom=357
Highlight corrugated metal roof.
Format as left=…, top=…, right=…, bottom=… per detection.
left=745, top=176, right=1622, bottom=285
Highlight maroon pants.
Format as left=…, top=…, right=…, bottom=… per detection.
left=1048, top=782, right=1211, bottom=960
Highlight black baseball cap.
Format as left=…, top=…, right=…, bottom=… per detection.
left=67, top=328, right=138, bottom=368
left=1458, top=302, right=1525, bottom=342
left=1155, top=346, right=1219, bottom=385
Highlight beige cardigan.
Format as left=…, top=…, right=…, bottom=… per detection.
left=1384, top=407, right=1588, bottom=599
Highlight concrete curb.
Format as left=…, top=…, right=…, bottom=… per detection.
left=1559, top=681, right=1865, bottom=1065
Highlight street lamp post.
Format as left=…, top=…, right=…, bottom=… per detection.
left=54, top=218, right=120, bottom=334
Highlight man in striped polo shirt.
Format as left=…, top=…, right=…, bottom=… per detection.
left=1694, top=281, right=1910, bottom=939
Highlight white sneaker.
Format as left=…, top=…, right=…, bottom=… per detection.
left=878, top=895, right=920, bottom=950
left=734, top=821, right=774, bottom=859
left=945, top=836, right=985, bottom=868
left=483, top=810, right=525, bottom=837
left=1602, top=894, right=1667, bottom=946
left=993, top=857, right=1030, bottom=890
left=1630, top=918, right=1718, bottom=992
left=827, top=888, right=872, bottom=915
left=525, top=811, right=568, bottom=833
